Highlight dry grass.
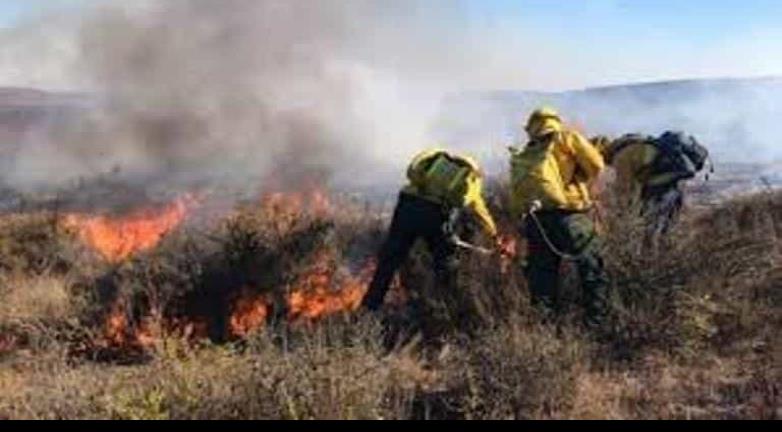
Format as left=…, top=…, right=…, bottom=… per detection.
left=0, top=318, right=419, bottom=420
left=0, top=188, right=780, bottom=419
left=0, top=275, right=76, bottom=323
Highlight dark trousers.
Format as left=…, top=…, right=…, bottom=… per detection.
left=523, top=210, right=610, bottom=325
left=361, top=192, right=458, bottom=311
left=642, top=184, right=684, bottom=237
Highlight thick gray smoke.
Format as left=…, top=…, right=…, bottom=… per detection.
left=2, top=0, right=473, bottom=205
left=2, top=1, right=781, bottom=209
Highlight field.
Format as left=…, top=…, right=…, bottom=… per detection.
left=0, top=183, right=779, bottom=420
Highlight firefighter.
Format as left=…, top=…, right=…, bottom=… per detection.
left=360, top=148, right=500, bottom=311
left=593, top=131, right=710, bottom=237
left=509, top=107, right=610, bottom=326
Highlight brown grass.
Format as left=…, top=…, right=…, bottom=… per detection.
left=0, top=188, right=780, bottom=419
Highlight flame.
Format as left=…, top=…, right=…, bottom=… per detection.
left=228, top=289, right=269, bottom=338
left=90, top=189, right=409, bottom=350
left=100, top=302, right=158, bottom=350
left=64, top=195, right=195, bottom=262
left=103, top=302, right=130, bottom=347
left=223, top=254, right=376, bottom=338
left=287, top=250, right=373, bottom=320
left=99, top=301, right=207, bottom=351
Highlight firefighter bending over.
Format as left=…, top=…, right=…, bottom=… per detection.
left=592, top=131, right=710, bottom=237
left=360, top=149, right=499, bottom=311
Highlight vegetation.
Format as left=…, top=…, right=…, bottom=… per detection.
left=0, top=187, right=779, bottom=419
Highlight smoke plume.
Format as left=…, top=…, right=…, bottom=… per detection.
left=2, top=0, right=781, bottom=209
left=1, top=0, right=485, bottom=205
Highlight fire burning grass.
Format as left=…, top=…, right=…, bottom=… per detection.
left=60, top=188, right=388, bottom=353
left=62, top=195, right=197, bottom=263
left=226, top=256, right=376, bottom=337
left=0, top=187, right=780, bottom=419
left=287, top=250, right=374, bottom=320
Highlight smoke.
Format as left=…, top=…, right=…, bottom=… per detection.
left=2, top=0, right=781, bottom=209
left=1, top=0, right=501, bottom=204
left=437, top=77, right=782, bottom=179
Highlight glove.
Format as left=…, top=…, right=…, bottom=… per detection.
left=494, top=234, right=516, bottom=258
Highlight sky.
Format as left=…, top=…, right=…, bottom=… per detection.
left=1, top=0, right=782, bottom=90
left=0, top=0, right=89, bottom=28
left=455, top=0, right=782, bottom=89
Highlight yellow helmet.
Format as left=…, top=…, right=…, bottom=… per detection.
left=525, top=107, right=562, bottom=139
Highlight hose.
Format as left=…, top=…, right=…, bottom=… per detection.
left=524, top=200, right=592, bottom=261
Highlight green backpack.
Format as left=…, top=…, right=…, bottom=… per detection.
left=410, top=151, right=474, bottom=207
left=508, top=143, right=569, bottom=218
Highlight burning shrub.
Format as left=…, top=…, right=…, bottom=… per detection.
left=1, top=186, right=781, bottom=419
left=72, top=190, right=392, bottom=357
left=62, top=195, right=195, bottom=264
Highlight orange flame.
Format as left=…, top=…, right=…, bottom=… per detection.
left=64, top=195, right=195, bottom=262
left=99, top=301, right=213, bottom=351
left=92, top=189, right=408, bottom=350
left=287, top=250, right=373, bottom=321
left=228, top=289, right=270, bottom=338
left=100, top=302, right=158, bottom=350
left=104, top=307, right=128, bottom=346
left=223, top=254, right=376, bottom=338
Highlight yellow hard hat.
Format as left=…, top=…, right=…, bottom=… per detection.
left=525, top=107, right=562, bottom=138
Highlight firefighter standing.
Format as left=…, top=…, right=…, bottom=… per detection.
left=360, top=149, right=499, bottom=311
left=509, top=108, right=610, bottom=326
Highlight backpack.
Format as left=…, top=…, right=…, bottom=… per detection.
left=608, top=131, right=709, bottom=181
left=602, top=133, right=649, bottom=165
left=408, top=150, right=476, bottom=207
left=653, top=131, right=709, bottom=177
left=508, top=141, right=569, bottom=217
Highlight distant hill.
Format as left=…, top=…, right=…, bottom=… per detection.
left=2, top=79, right=781, bottom=199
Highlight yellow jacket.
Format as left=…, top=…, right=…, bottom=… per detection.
left=402, top=149, right=498, bottom=237
left=510, top=128, right=604, bottom=215
left=607, top=141, right=682, bottom=204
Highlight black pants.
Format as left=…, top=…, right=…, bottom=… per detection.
left=642, top=184, right=684, bottom=237
left=361, top=192, right=458, bottom=311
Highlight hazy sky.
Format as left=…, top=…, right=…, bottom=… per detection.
left=1, top=0, right=782, bottom=90
left=0, top=0, right=89, bottom=27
